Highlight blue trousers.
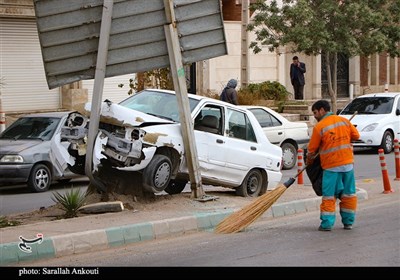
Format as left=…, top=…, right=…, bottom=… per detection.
left=320, top=169, right=357, bottom=229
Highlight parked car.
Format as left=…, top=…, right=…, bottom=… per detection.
left=0, top=111, right=83, bottom=192
left=338, top=92, right=400, bottom=153
left=59, top=89, right=283, bottom=197
left=242, top=105, right=310, bottom=170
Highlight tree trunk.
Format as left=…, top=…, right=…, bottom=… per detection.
left=324, top=51, right=338, bottom=114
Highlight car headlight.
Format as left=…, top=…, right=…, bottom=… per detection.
left=361, top=123, right=379, bottom=132
left=0, top=155, right=24, bottom=163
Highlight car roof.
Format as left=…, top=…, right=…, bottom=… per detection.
left=356, top=92, right=400, bottom=98
left=141, top=88, right=245, bottom=109
left=20, top=111, right=72, bottom=118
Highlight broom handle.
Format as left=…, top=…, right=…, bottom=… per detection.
left=292, top=110, right=358, bottom=179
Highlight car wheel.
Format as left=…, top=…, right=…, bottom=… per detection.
left=281, top=142, right=297, bottom=170
left=28, top=164, right=52, bottom=192
left=380, top=131, right=394, bottom=154
left=142, top=154, right=172, bottom=193
left=236, top=169, right=263, bottom=197
left=164, top=180, right=188, bottom=195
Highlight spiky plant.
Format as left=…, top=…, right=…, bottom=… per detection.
left=51, top=188, right=87, bottom=218
left=0, top=215, right=21, bottom=228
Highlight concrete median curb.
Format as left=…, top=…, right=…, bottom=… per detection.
left=0, top=188, right=368, bottom=265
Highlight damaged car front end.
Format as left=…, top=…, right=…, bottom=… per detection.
left=59, top=89, right=283, bottom=197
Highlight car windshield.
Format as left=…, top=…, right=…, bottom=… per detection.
left=0, top=117, right=60, bottom=141
left=119, top=90, right=200, bottom=122
left=341, top=96, right=394, bottom=115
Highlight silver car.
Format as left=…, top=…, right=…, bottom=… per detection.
left=0, top=111, right=81, bottom=192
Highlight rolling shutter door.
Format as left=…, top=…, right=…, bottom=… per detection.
left=0, top=18, right=60, bottom=112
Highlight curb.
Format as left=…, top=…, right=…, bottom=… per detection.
left=0, top=188, right=368, bottom=265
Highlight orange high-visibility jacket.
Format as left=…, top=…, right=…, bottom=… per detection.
left=308, top=114, right=360, bottom=169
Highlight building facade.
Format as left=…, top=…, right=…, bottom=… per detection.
left=1, top=0, right=399, bottom=115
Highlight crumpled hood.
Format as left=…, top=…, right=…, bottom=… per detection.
left=80, top=101, right=174, bottom=127
left=0, top=140, right=43, bottom=154
left=341, top=114, right=389, bottom=130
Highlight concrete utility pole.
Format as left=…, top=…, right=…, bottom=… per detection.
left=241, top=0, right=250, bottom=88
left=164, top=0, right=205, bottom=199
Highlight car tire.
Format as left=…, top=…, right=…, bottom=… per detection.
left=28, top=164, right=52, bottom=192
left=236, top=169, right=263, bottom=197
left=380, top=130, right=394, bottom=154
left=164, top=180, right=188, bottom=195
left=142, top=154, right=173, bottom=193
left=281, top=142, right=297, bottom=170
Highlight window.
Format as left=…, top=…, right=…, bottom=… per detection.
left=227, top=109, right=256, bottom=142
left=249, top=108, right=282, bottom=127
left=194, top=105, right=223, bottom=135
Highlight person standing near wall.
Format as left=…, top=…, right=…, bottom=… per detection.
left=220, top=79, right=239, bottom=105
left=290, top=56, right=306, bottom=100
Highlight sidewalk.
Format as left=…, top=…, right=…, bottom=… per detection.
left=1, top=175, right=398, bottom=266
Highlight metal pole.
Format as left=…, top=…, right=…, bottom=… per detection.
left=85, top=0, right=114, bottom=192
left=164, top=0, right=204, bottom=199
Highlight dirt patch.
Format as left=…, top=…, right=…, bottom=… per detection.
left=3, top=188, right=249, bottom=228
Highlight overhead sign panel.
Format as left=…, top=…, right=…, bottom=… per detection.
left=34, top=0, right=227, bottom=89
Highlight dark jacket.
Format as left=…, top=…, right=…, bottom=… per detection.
left=220, top=79, right=238, bottom=105
left=290, top=62, right=306, bottom=86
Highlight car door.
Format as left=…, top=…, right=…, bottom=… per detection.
left=222, top=108, right=265, bottom=185
left=193, top=104, right=228, bottom=180
left=248, top=107, right=285, bottom=146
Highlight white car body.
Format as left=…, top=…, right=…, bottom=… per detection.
left=59, top=89, right=283, bottom=197
left=338, top=92, right=400, bottom=153
left=242, top=105, right=310, bottom=169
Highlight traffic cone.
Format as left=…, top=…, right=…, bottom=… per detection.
left=394, top=139, right=400, bottom=181
left=378, top=149, right=394, bottom=194
left=297, top=148, right=304, bottom=185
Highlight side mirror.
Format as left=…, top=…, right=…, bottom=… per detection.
left=396, top=108, right=400, bottom=116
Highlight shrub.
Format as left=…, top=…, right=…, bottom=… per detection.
left=51, top=188, right=87, bottom=219
left=238, top=81, right=290, bottom=105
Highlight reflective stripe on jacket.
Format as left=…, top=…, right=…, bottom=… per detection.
left=308, top=114, right=360, bottom=169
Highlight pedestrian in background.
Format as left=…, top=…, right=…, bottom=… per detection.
left=220, top=79, right=239, bottom=105
left=306, top=100, right=360, bottom=232
left=290, top=56, right=306, bottom=100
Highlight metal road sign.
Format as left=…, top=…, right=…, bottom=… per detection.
left=34, top=0, right=227, bottom=89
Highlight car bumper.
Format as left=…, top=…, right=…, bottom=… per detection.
left=267, top=169, right=283, bottom=190
left=351, top=131, right=382, bottom=147
left=0, top=164, right=33, bottom=184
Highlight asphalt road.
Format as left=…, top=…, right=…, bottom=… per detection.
left=22, top=186, right=399, bottom=267
left=0, top=148, right=397, bottom=216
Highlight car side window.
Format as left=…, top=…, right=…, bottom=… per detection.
left=226, top=109, right=257, bottom=142
left=249, top=108, right=282, bottom=127
left=194, top=105, right=223, bottom=135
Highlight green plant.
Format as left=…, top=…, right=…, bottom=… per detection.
left=0, top=215, right=21, bottom=228
left=238, top=81, right=290, bottom=105
left=51, top=188, right=87, bottom=219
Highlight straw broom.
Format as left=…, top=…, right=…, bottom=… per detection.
left=214, top=175, right=299, bottom=234
left=215, top=111, right=358, bottom=234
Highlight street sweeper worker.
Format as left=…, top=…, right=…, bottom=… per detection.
left=306, top=100, right=360, bottom=231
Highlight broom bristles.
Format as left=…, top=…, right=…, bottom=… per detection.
left=215, top=184, right=288, bottom=234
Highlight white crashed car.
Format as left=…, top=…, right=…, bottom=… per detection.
left=59, top=89, right=283, bottom=197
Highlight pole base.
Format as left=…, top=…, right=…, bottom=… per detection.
left=383, top=189, right=394, bottom=194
